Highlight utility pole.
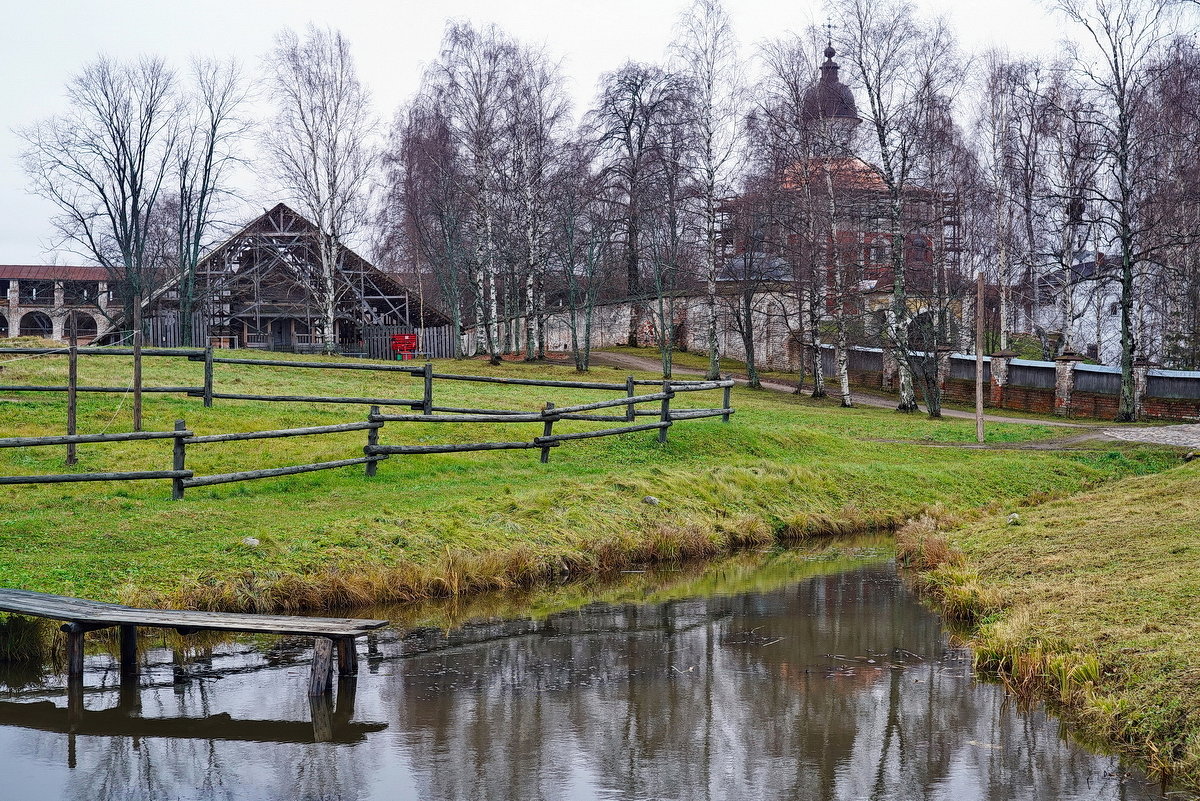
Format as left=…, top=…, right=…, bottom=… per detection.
left=975, top=272, right=985, bottom=443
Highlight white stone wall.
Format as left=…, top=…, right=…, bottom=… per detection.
left=476, top=290, right=807, bottom=372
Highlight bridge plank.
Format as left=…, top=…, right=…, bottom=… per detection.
left=0, top=589, right=387, bottom=637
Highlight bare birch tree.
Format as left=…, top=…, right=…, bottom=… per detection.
left=548, top=137, right=610, bottom=371
left=1055, top=0, right=1180, bottom=419
left=975, top=52, right=1022, bottom=351
left=672, top=0, right=744, bottom=379
left=507, top=44, right=571, bottom=361
left=835, top=0, right=934, bottom=412
left=427, top=22, right=516, bottom=364
left=264, top=25, right=376, bottom=349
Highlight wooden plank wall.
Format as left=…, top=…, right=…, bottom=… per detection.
left=361, top=325, right=456, bottom=360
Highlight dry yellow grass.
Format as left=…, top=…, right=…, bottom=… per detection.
left=911, top=464, right=1200, bottom=788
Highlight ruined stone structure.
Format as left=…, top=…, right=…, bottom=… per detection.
left=0, top=265, right=113, bottom=343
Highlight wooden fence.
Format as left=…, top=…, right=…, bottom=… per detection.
left=360, top=325, right=457, bottom=360
left=0, top=355, right=735, bottom=498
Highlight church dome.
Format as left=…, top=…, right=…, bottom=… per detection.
left=799, top=46, right=860, bottom=124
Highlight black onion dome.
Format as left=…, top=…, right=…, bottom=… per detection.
left=799, top=46, right=860, bottom=123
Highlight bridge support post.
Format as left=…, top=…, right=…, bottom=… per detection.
left=61, top=622, right=85, bottom=681
left=335, top=636, right=358, bottom=676
left=310, top=694, right=334, bottom=743
left=119, top=624, right=138, bottom=679
left=309, top=637, right=334, bottom=696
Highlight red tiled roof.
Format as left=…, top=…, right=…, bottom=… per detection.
left=0, top=265, right=110, bottom=281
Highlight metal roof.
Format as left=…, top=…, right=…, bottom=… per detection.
left=0, top=265, right=109, bottom=281
left=799, top=47, right=860, bottom=124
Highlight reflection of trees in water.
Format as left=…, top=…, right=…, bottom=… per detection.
left=0, top=566, right=1165, bottom=800
left=392, top=567, right=1159, bottom=801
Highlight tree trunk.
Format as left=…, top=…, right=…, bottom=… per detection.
left=740, top=289, right=759, bottom=389
left=704, top=195, right=720, bottom=380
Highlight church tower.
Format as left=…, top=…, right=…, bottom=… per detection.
left=799, top=45, right=861, bottom=155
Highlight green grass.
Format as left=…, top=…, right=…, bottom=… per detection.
left=0, top=349, right=1178, bottom=611
left=908, top=465, right=1200, bottom=788
left=605, top=345, right=801, bottom=386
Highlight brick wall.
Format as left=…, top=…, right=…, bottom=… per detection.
left=941, top=378, right=980, bottom=405
left=1069, top=391, right=1121, bottom=419
left=1142, top=398, right=1200, bottom=421
left=997, top=385, right=1056, bottom=415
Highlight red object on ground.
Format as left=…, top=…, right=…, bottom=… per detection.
left=390, top=333, right=418, bottom=360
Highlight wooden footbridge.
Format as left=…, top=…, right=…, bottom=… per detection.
left=0, top=588, right=387, bottom=696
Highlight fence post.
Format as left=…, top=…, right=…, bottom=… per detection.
left=366, top=405, right=380, bottom=477
left=659, top=380, right=672, bottom=444
left=67, top=318, right=78, bottom=466
left=203, top=346, right=214, bottom=408
left=721, top=375, right=732, bottom=423
left=1133, top=359, right=1152, bottom=421
left=1054, top=351, right=1084, bottom=417
left=171, top=420, right=186, bottom=501
left=625, top=376, right=635, bottom=422
left=540, top=402, right=555, bottom=464
left=132, top=303, right=143, bottom=432
left=422, top=362, right=433, bottom=415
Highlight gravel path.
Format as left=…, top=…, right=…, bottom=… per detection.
left=1102, top=424, right=1200, bottom=448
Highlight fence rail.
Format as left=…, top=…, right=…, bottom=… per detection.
left=0, top=361, right=736, bottom=496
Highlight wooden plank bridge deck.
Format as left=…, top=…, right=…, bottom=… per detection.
left=0, top=588, right=388, bottom=696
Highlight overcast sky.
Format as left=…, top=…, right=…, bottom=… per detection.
left=0, top=0, right=1068, bottom=265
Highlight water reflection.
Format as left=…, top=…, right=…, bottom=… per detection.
left=0, top=553, right=1180, bottom=801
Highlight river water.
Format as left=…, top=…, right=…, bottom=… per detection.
left=0, top=546, right=1182, bottom=800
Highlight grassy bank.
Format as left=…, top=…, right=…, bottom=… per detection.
left=0, top=349, right=1176, bottom=613
left=900, top=465, right=1200, bottom=789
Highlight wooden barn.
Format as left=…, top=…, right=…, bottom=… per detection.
left=145, top=203, right=451, bottom=356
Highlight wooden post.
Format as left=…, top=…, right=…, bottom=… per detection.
left=422, top=361, right=433, bottom=415
left=625, top=376, right=636, bottom=422
left=366, top=406, right=380, bottom=477
left=118, top=673, right=140, bottom=712
left=975, top=273, right=985, bottom=444
left=67, top=316, right=78, bottom=466
left=67, top=677, right=83, bottom=730
left=659, top=381, right=672, bottom=444
left=132, top=302, right=143, bottom=432
left=172, top=420, right=186, bottom=501
left=119, top=624, right=138, bottom=679
left=335, top=675, right=358, bottom=723
left=62, top=622, right=85, bottom=682
left=722, top=376, right=732, bottom=423
left=203, top=346, right=214, bottom=408
left=540, top=402, right=555, bottom=464
left=310, top=694, right=334, bottom=743
left=335, top=636, right=358, bottom=676
left=309, top=637, right=334, bottom=696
